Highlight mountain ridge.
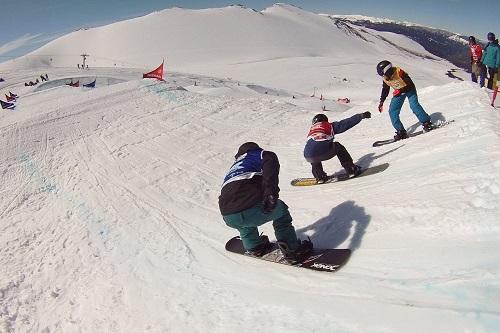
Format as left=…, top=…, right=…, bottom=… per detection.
left=328, top=14, right=471, bottom=70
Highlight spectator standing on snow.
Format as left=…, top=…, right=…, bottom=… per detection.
left=480, top=33, right=500, bottom=90
left=468, top=36, right=485, bottom=86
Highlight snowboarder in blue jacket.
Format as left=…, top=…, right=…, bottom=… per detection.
left=304, top=112, right=371, bottom=183
left=219, top=142, right=313, bottom=263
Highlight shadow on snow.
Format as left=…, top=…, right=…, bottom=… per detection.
left=297, top=200, right=370, bottom=251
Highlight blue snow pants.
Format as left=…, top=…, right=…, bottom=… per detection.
left=222, top=200, right=299, bottom=251
left=388, top=88, right=431, bottom=131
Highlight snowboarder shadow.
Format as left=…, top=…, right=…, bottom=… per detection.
left=407, top=112, right=447, bottom=134
left=356, top=146, right=402, bottom=168
left=296, top=200, right=370, bottom=250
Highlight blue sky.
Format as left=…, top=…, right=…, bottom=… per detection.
left=1, top=0, right=499, bottom=61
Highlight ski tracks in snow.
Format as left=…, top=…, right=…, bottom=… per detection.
left=0, top=76, right=294, bottom=331
left=2, top=75, right=500, bottom=331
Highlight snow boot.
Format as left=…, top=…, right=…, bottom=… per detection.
left=422, top=121, right=435, bottom=132
left=278, top=239, right=314, bottom=264
left=393, top=129, right=409, bottom=141
left=245, top=235, right=273, bottom=257
left=345, top=164, right=363, bottom=176
left=316, top=173, right=329, bottom=184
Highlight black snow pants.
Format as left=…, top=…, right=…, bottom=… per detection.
left=305, top=141, right=355, bottom=179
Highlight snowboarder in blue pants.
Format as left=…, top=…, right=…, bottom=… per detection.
left=376, top=60, right=434, bottom=140
left=219, top=142, right=312, bottom=263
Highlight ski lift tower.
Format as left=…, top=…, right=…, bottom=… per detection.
left=80, top=53, right=89, bottom=68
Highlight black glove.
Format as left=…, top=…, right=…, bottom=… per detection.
left=378, top=102, right=384, bottom=113
left=361, top=111, right=371, bottom=119
left=262, top=194, right=278, bottom=214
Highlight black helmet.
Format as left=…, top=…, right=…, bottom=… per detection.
left=468, top=36, right=476, bottom=43
left=487, top=32, right=496, bottom=42
left=235, top=142, right=261, bottom=158
left=312, top=113, right=328, bottom=124
left=376, top=60, right=392, bottom=76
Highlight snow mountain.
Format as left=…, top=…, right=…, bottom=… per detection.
left=328, top=14, right=472, bottom=70
left=1, top=4, right=457, bottom=93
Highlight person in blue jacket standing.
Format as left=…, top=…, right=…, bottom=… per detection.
left=304, top=112, right=371, bottom=183
left=480, top=32, right=500, bottom=90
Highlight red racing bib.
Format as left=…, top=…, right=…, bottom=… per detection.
left=307, top=122, right=334, bottom=141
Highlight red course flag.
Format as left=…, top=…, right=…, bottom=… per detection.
left=143, top=60, right=164, bottom=81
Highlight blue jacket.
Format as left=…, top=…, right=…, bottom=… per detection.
left=219, top=144, right=280, bottom=215
left=304, top=114, right=362, bottom=158
left=481, top=41, right=500, bottom=68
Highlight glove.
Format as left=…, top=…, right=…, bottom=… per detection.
left=262, top=194, right=278, bottom=214
left=361, top=111, right=371, bottom=119
left=378, top=102, right=384, bottom=113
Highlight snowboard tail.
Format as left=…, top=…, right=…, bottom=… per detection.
left=291, top=163, right=389, bottom=186
left=225, top=236, right=351, bottom=273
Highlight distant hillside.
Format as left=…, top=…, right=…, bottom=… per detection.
left=3, top=4, right=449, bottom=73
left=1, top=3, right=460, bottom=95
left=329, top=15, right=471, bottom=70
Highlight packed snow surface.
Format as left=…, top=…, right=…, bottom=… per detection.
left=1, top=4, right=499, bottom=333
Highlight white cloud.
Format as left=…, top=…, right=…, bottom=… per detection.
left=0, top=33, right=42, bottom=55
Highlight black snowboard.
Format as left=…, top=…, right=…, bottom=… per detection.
left=373, top=120, right=455, bottom=147
left=225, top=236, right=351, bottom=273
left=290, top=162, right=389, bottom=186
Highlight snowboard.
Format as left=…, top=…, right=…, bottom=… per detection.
left=373, top=120, right=455, bottom=147
left=290, top=162, right=389, bottom=186
left=225, top=236, right=351, bottom=273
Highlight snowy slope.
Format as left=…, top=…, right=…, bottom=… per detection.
left=2, top=68, right=500, bottom=333
left=1, top=3, right=500, bottom=333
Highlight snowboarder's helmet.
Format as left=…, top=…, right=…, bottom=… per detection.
left=468, top=36, right=476, bottom=43
left=312, top=114, right=328, bottom=124
left=487, top=32, right=495, bottom=42
left=235, top=142, right=261, bottom=159
left=376, top=60, right=392, bottom=76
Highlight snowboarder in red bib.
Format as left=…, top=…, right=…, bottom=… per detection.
left=219, top=142, right=313, bottom=263
left=304, top=112, right=371, bottom=183
left=376, top=60, right=434, bottom=140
